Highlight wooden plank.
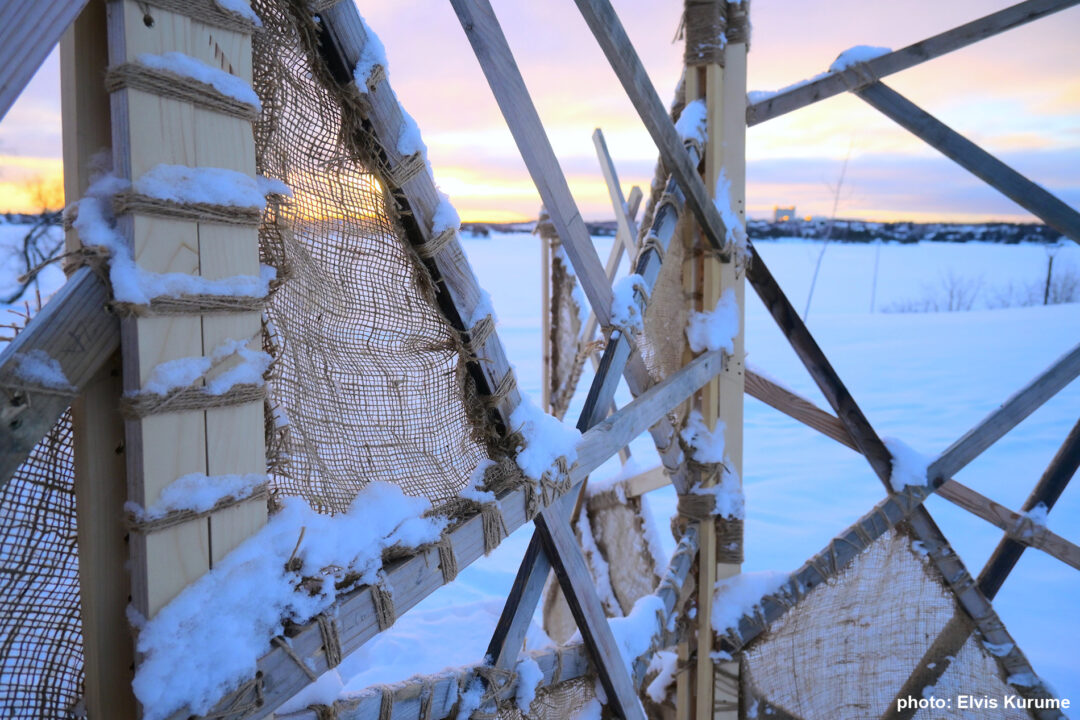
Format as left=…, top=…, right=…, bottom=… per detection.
left=446, top=0, right=613, bottom=323
left=61, top=2, right=136, bottom=716
left=593, top=128, right=639, bottom=257
left=321, top=2, right=523, bottom=429
left=572, top=0, right=733, bottom=256
left=856, top=82, right=1080, bottom=243
left=623, top=465, right=669, bottom=498
left=979, top=418, right=1080, bottom=597
left=746, top=368, right=1080, bottom=572
left=0, top=268, right=116, bottom=487
left=0, top=0, right=89, bottom=120
left=746, top=0, right=1080, bottom=127
left=929, top=341, right=1080, bottom=480
left=536, top=507, right=647, bottom=720
left=190, top=348, right=729, bottom=720
left=742, top=244, right=1059, bottom=707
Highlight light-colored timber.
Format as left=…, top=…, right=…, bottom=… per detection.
left=0, top=0, right=89, bottom=120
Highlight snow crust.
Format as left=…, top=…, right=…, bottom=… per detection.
left=352, top=12, right=389, bottom=90
left=71, top=170, right=277, bottom=305
left=133, top=483, right=446, bottom=720
left=257, top=175, right=292, bottom=197
left=433, top=192, right=462, bottom=235
left=136, top=52, right=260, bottom=110
left=514, top=656, right=543, bottom=712
left=577, top=511, right=621, bottom=617
left=509, top=394, right=581, bottom=481
left=686, top=287, right=739, bottom=354
left=1022, top=502, right=1049, bottom=529
left=645, top=650, right=678, bottom=703
left=883, top=437, right=931, bottom=492
left=674, top=98, right=708, bottom=147
left=828, top=45, right=892, bottom=73
left=215, top=0, right=262, bottom=25
left=134, top=164, right=266, bottom=209
left=711, top=571, right=789, bottom=635
left=11, top=349, right=74, bottom=391
left=139, top=337, right=270, bottom=396
left=714, top=168, right=747, bottom=250
left=680, top=410, right=726, bottom=464
left=608, top=593, right=665, bottom=674
left=129, top=472, right=265, bottom=521
left=610, top=273, right=648, bottom=334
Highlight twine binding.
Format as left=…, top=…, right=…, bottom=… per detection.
left=105, top=63, right=259, bottom=121
left=726, top=0, right=751, bottom=46
left=377, top=686, right=394, bottom=720
left=110, top=293, right=268, bottom=317
left=113, top=191, right=263, bottom=227
left=271, top=636, right=318, bottom=681
left=127, top=482, right=269, bottom=533
left=120, top=382, right=265, bottom=418
left=417, top=227, right=456, bottom=259
left=371, top=579, right=396, bottom=630
left=464, top=315, right=495, bottom=350
left=479, top=503, right=508, bottom=555
left=317, top=611, right=343, bottom=669
left=683, top=0, right=728, bottom=66
left=142, top=0, right=259, bottom=34
left=437, top=534, right=459, bottom=583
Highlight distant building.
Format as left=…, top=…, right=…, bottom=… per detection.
left=774, top=205, right=796, bottom=223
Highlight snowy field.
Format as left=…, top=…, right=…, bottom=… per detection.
left=285, top=235, right=1080, bottom=710
left=2, top=225, right=1077, bottom=707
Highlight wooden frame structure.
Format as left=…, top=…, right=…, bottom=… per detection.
left=0, top=0, right=1077, bottom=719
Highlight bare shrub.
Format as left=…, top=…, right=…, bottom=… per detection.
left=883, top=270, right=982, bottom=313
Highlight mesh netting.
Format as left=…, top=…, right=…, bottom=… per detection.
left=742, top=528, right=1036, bottom=720
left=0, top=411, right=82, bottom=718
left=252, top=0, right=490, bottom=514
left=500, top=676, right=600, bottom=720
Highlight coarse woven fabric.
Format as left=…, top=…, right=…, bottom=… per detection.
left=742, top=528, right=1036, bottom=720
left=253, top=0, right=491, bottom=514
left=498, top=675, right=599, bottom=720
left=0, top=411, right=83, bottom=719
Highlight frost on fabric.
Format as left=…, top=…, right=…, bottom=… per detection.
left=134, top=165, right=266, bottom=209
left=138, top=337, right=270, bottom=396
left=674, top=98, right=708, bottom=147
left=136, top=52, right=261, bottom=110
left=608, top=594, right=665, bottom=675
left=686, top=287, right=739, bottom=354
left=128, top=472, right=266, bottom=522
left=132, top=482, right=446, bottom=720
left=433, top=192, right=461, bottom=235
left=645, top=650, right=678, bottom=704
left=215, top=0, right=262, bottom=25
left=460, top=458, right=496, bottom=504
left=71, top=171, right=277, bottom=305
left=509, top=393, right=581, bottom=481
left=883, top=437, right=931, bottom=492
left=711, top=571, right=788, bottom=635
left=610, top=273, right=648, bottom=335
left=714, top=168, right=747, bottom=251
left=10, top=350, right=74, bottom=391
left=455, top=677, right=486, bottom=720
left=828, top=45, right=892, bottom=73
left=514, top=656, right=544, bottom=713
left=553, top=244, right=589, bottom=327
left=680, top=409, right=725, bottom=464
left=352, top=12, right=389, bottom=90
left=572, top=697, right=604, bottom=720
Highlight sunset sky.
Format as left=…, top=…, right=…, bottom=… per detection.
left=1, top=0, right=1078, bottom=223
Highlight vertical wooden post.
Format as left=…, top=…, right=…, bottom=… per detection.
left=62, top=3, right=136, bottom=715
left=678, top=2, right=747, bottom=718
left=106, top=0, right=267, bottom=626
left=541, top=209, right=552, bottom=411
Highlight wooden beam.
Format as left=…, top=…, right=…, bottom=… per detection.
left=623, top=464, right=669, bottom=498
left=929, top=341, right=1080, bottom=480
left=572, top=0, right=733, bottom=257
left=978, top=418, right=1080, bottom=597
left=856, top=82, right=1080, bottom=243
left=0, top=0, right=89, bottom=120
left=536, top=508, right=647, bottom=720
left=0, top=268, right=116, bottom=487
left=447, top=0, right=613, bottom=323
left=62, top=1, right=135, bottom=716
left=321, top=3, right=523, bottom=428
left=745, top=368, right=1080, bottom=572
left=593, top=128, right=639, bottom=258
left=190, top=348, right=728, bottom=719
left=746, top=0, right=1080, bottom=126
left=742, top=244, right=1057, bottom=707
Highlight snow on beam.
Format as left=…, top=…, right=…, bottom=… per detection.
left=745, top=366, right=1080, bottom=573
left=0, top=267, right=117, bottom=487
left=856, top=82, right=1080, bottom=244
left=746, top=0, right=1080, bottom=126
left=187, top=349, right=726, bottom=720
left=281, top=526, right=699, bottom=720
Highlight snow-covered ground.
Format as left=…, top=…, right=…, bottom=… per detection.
left=292, top=235, right=1080, bottom=708
left=5, top=224, right=1078, bottom=707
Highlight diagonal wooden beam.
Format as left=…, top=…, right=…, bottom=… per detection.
left=746, top=0, right=1080, bottom=126
left=745, top=367, right=1080, bottom=572
left=571, top=0, right=733, bottom=257
left=447, top=0, right=612, bottom=322
left=0, top=0, right=90, bottom=120
left=856, top=82, right=1080, bottom=243
left=0, top=267, right=117, bottom=488
left=593, top=128, right=640, bottom=259
left=978, top=417, right=1080, bottom=597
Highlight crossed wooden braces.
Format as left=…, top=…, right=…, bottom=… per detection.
left=1, top=0, right=1078, bottom=719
